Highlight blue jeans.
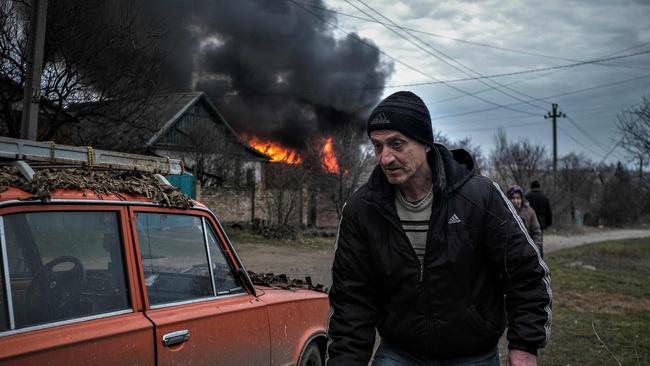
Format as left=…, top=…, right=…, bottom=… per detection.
left=372, top=342, right=500, bottom=366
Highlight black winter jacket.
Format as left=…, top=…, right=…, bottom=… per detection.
left=525, top=189, right=553, bottom=229
left=326, top=144, right=552, bottom=365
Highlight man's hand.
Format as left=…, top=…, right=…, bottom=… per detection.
left=506, top=349, right=537, bottom=366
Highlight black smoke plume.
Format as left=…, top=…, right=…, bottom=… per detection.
left=141, top=0, right=393, bottom=148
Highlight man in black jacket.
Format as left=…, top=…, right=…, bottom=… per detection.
left=326, top=91, right=551, bottom=366
left=525, top=181, right=553, bottom=230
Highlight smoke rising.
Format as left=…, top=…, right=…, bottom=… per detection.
left=141, top=0, right=393, bottom=148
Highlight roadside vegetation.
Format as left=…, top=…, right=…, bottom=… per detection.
left=539, top=237, right=650, bottom=365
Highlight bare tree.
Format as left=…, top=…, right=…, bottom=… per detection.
left=489, top=129, right=549, bottom=189
left=556, top=153, right=595, bottom=223
left=263, top=162, right=306, bottom=226
left=599, top=162, right=639, bottom=226
left=617, top=96, right=650, bottom=180
left=432, top=129, right=452, bottom=146
left=311, top=124, right=374, bottom=219
left=0, top=0, right=165, bottom=140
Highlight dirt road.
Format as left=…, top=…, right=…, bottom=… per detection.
left=233, top=229, right=650, bottom=287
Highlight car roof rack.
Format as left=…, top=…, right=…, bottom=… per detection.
left=0, top=136, right=184, bottom=177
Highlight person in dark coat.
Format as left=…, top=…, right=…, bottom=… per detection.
left=326, top=91, right=552, bottom=366
left=525, top=181, right=553, bottom=230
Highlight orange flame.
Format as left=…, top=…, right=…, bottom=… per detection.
left=246, top=136, right=302, bottom=164
left=321, top=137, right=340, bottom=174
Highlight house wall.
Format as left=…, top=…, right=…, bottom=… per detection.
left=200, top=187, right=259, bottom=223
left=200, top=184, right=299, bottom=226
left=314, top=193, right=340, bottom=228
left=199, top=182, right=340, bottom=228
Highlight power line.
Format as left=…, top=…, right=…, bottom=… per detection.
left=564, top=115, right=610, bottom=152
left=439, top=106, right=618, bottom=127
left=564, top=105, right=623, bottom=115
left=445, top=120, right=626, bottom=163
left=557, top=125, right=607, bottom=157
left=427, top=68, right=559, bottom=107
left=344, top=0, right=548, bottom=112
left=294, top=0, right=538, bottom=117
left=213, top=49, right=650, bottom=98
left=283, top=0, right=533, bottom=116
left=445, top=121, right=541, bottom=134
left=427, top=41, right=650, bottom=107
left=430, top=73, right=650, bottom=121
left=438, top=114, right=541, bottom=126
left=598, top=138, right=623, bottom=165
left=562, top=116, right=627, bottom=161
left=292, top=1, right=650, bottom=71
left=445, top=118, right=624, bottom=161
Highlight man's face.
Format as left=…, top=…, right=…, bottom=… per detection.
left=370, top=130, right=430, bottom=186
left=510, top=193, right=522, bottom=209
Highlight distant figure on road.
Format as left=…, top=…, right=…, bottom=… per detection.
left=326, top=91, right=551, bottom=366
left=525, top=180, right=553, bottom=231
left=508, top=185, right=543, bottom=257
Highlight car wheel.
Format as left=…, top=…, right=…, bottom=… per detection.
left=298, top=342, right=322, bottom=366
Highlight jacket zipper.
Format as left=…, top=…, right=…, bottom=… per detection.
left=419, top=262, right=424, bottom=282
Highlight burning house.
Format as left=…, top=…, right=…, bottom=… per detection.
left=57, top=0, right=393, bottom=227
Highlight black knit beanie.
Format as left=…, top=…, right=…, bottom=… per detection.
left=367, top=91, right=433, bottom=147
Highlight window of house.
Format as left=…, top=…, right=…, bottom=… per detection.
left=1, top=211, right=130, bottom=330
left=136, top=213, right=213, bottom=306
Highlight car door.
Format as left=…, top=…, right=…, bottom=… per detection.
left=0, top=205, right=154, bottom=365
left=130, top=207, right=270, bottom=366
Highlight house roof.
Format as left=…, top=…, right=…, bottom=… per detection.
left=144, top=92, right=268, bottom=160
left=62, top=91, right=269, bottom=161
left=143, top=92, right=204, bottom=143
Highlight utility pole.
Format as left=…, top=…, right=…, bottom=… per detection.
left=544, top=103, right=566, bottom=178
left=20, top=0, right=49, bottom=140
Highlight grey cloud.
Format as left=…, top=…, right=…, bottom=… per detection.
left=139, top=0, right=392, bottom=148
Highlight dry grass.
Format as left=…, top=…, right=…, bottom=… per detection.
left=538, top=237, right=650, bottom=365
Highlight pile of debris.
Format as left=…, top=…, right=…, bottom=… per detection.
left=0, top=166, right=194, bottom=209
left=248, top=271, right=328, bottom=293
left=254, top=225, right=297, bottom=240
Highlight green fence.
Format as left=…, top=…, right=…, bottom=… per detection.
left=165, top=172, right=196, bottom=198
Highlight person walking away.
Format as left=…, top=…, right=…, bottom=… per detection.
left=507, top=185, right=543, bottom=257
left=326, top=91, right=551, bottom=366
left=525, top=181, right=552, bottom=231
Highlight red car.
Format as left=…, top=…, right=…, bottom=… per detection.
left=0, top=138, right=329, bottom=365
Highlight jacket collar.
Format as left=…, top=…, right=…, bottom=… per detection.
left=363, top=144, right=476, bottom=209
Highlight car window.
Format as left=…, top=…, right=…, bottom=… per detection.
left=2, top=211, right=130, bottom=329
left=136, top=213, right=213, bottom=306
left=0, top=257, right=8, bottom=332
left=204, top=220, right=243, bottom=296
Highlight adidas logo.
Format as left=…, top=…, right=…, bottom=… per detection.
left=448, top=213, right=461, bottom=224
left=370, top=112, right=390, bottom=125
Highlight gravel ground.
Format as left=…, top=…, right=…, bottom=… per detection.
left=543, top=229, right=650, bottom=252
left=233, top=229, right=650, bottom=287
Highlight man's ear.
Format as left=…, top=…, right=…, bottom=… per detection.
left=425, top=146, right=431, bottom=152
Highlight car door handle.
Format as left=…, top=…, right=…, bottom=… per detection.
left=162, top=329, right=190, bottom=347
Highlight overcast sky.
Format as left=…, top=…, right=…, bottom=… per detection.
left=320, top=0, right=650, bottom=165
